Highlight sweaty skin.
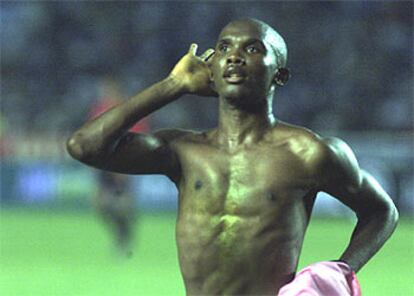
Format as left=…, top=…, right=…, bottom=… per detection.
left=173, top=125, right=320, bottom=295
left=67, top=19, right=398, bottom=295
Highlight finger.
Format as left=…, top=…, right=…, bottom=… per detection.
left=188, top=43, right=198, bottom=55
left=200, top=48, right=215, bottom=61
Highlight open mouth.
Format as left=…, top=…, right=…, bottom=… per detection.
left=223, top=66, right=246, bottom=84
left=225, top=74, right=245, bottom=83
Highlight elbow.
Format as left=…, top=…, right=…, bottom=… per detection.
left=66, top=133, right=91, bottom=161
left=375, top=198, right=399, bottom=233
left=381, top=195, right=399, bottom=228
left=358, top=198, right=399, bottom=232
left=382, top=201, right=399, bottom=240
left=388, top=201, right=399, bottom=229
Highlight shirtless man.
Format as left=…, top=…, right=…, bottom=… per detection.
left=67, top=19, right=398, bottom=295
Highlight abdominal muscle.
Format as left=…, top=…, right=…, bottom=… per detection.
left=176, top=207, right=306, bottom=296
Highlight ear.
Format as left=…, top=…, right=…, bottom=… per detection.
left=274, top=67, right=290, bottom=86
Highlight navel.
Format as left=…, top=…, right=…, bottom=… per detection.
left=194, top=180, right=203, bottom=190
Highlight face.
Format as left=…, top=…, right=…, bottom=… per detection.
left=211, top=21, right=279, bottom=108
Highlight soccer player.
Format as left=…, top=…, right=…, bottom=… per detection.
left=67, top=19, right=398, bottom=295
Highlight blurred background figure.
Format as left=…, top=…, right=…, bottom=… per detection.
left=0, top=113, right=12, bottom=157
left=88, top=76, right=150, bottom=257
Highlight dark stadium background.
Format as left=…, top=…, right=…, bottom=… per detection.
left=1, top=1, right=413, bottom=295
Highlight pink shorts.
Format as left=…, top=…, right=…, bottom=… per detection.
left=278, top=261, right=361, bottom=296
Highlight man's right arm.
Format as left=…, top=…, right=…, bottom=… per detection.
left=66, top=44, right=215, bottom=179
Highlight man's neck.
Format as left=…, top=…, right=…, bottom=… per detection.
left=216, top=98, right=276, bottom=151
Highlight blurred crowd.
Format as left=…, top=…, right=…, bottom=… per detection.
left=1, top=1, right=412, bottom=134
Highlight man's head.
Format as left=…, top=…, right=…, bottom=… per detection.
left=210, top=19, right=289, bottom=110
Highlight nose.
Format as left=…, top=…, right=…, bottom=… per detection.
left=227, top=54, right=245, bottom=65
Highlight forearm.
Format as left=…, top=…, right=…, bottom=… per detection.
left=67, top=76, right=184, bottom=161
left=339, top=202, right=398, bottom=272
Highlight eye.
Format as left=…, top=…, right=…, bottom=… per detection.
left=218, top=43, right=229, bottom=53
left=246, top=45, right=260, bottom=54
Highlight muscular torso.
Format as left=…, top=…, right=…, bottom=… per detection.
left=170, top=124, right=322, bottom=295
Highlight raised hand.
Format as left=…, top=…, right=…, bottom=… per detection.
left=169, top=43, right=217, bottom=97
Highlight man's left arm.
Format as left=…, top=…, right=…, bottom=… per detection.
left=318, top=137, right=399, bottom=273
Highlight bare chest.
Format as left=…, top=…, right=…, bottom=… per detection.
left=176, top=143, right=314, bottom=215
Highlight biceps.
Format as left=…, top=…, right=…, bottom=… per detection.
left=102, top=132, right=179, bottom=176
left=326, top=170, right=392, bottom=216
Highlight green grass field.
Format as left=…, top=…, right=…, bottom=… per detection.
left=1, top=209, right=413, bottom=296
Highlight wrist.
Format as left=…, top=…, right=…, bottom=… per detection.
left=331, top=259, right=356, bottom=272
left=165, top=74, right=188, bottom=96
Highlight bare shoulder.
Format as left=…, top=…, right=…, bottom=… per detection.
left=268, top=121, right=326, bottom=162
left=269, top=121, right=361, bottom=187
